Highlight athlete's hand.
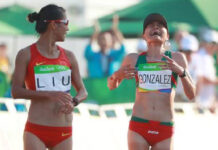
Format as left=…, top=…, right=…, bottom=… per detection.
left=48, top=91, right=73, bottom=105
left=59, top=102, right=74, bottom=114
left=162, top=55, right=184, bottom=75
left=116, top=64, right=136, bottom=80
left=48, top=91, right=74, bottom=114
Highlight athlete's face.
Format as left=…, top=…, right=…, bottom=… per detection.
left=53, top=13, right=69, bottom=42
left=142, top=21, right=169, bottom=44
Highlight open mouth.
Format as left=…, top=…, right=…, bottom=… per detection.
left=150, top=31, right=161, bottom=37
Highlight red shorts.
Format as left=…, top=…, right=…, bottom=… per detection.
left=24, top=121, right=72, bottom=148
left=129, top=116, right=174, bottom=146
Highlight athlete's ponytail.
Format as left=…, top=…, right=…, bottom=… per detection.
left=27, top=12, right=39, bottom=23
left=27, top=4, right=65, bottom=34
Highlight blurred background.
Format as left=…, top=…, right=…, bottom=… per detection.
left=0, top=0, right=218, bottom=150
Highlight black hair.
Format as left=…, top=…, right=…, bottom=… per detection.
left=143, top=13, right=168, bottom=34
left=27, top=4, right=65, bottom=34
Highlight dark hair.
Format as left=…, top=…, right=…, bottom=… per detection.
left=27, top=4, right=65, bottom=33
left=143, top=13, right=168, bottom=33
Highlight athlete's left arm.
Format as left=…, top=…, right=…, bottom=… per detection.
left=163, top=52, right=196, bottom=100
left=66, top=50, right=88, bottom=104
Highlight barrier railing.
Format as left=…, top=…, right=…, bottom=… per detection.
left=0, top=98, right=197, bottom=117
left=1, top=98, right=218, bottom=150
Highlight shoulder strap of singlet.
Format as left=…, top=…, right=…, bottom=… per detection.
left=57, top=45, right=64, bottom=56
left=163, top=51, right=178, bottom=88
left=163, top=50, right=171, bottom=60
left=135, top=52, right=146, bottom=68
left=135, top=52, right=147, bottom=87
left=57, top=45, right=72, bottom=68
left=57, top=45, right=68, bottom=60
left=29, top=43, right=38, bottom=59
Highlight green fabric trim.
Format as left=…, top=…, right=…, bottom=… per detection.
left=160, top=122, right=174, bottom=126
left=138, top=62, right=167, bottom=71
left=131, top=116, right=149, bottom=123
left=163, top=51, right=178, bottom=88
left=172, top=72, right=178, bottom=88
left=34, top=65, right=70, bottom=74
left=135, top=54, right=146, bottom=68
left=163, top=51, right=172, bottom=60
left=131, top=116, right=174, bottom=126
left=136, top=51, right=171, bottom=68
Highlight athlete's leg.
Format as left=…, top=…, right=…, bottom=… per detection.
left=151, top=138, right=173, bottom=150
left=23, top=132, right=46, bottom=150
left=50, top=136, right=72, bottom=150
left=128, top=130, right=150, bottom=150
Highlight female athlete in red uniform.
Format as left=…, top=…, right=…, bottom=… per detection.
left=12, top=4, right=87, bottom=150
left=108, top=13, right=196, bottom=150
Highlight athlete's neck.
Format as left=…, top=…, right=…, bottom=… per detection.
left=37, top=33, right=57, bottom=55
left=146, top=44, right=165, bottom=60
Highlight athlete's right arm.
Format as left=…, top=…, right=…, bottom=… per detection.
left=107, top=53, right=137, bottom=90
left=11, top=48, right=72, bottom=104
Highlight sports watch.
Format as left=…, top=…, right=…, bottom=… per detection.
left=179, top=69, right=186, bottom=78
left=72, top=97, right=79, bottom=106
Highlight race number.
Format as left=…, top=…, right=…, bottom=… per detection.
left=137, top=63, right=172, bottom=92
left=34, top=65, right=71, bottom=92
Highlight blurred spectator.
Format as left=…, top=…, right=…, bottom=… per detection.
left=84, top=15, right=125, bottom=78
left=170, top=30, right=189, bottom=52
left=195, top=28, right=218, bottom=113
left=175, top=34, right=199, bottom=101
left=0, top=43, right=11, bottom=98
left=0, top=71, right=9, bottom=97
left=3, top=72, right=12, bottom=98
left=137, top=38, right=147, bottom=53
left=214, top=40, right=218, bottom=76
left=180, top=34, right=199, bottom=82
left=0, top=43, right=10, bottom=75
left=109, top=15, right=124, bottom=50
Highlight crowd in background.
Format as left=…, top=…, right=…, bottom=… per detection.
left=173, top=28, right=218, bottom=114
left=0, top=43, right=11, bottom=97
left=84, top=15, right=126, bottom=78
left=0, top=15, right=218, bottom=114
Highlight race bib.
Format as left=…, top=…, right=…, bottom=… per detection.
left=34, top=65, right=71, bottom=92
left=137, top=63, right=172, bottom=92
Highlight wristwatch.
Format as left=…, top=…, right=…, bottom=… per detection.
left=179, top=69, right=186, bottom=78
left=71, top=97, right=79, bottom=106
